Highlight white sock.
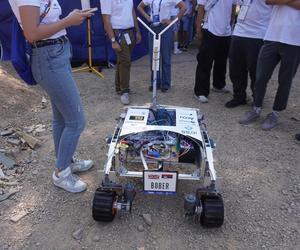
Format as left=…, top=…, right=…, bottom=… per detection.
left=174, top=42, right=178, bottom=50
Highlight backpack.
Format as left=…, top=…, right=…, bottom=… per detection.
left=10, top=1, right=51, bottom=85
left=11, top=17, right=37, bottom=85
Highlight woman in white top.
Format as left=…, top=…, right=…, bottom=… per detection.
left=8, top=0, right=95, bottom=193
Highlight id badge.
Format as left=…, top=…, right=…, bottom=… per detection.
left=238, top=5, right=249, bottom=21
left=152, top=14, right=160, bottom=26
left=124, top=33, right=132, bottom=45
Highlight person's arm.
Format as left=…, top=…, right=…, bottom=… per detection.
left=137, top=2, right=152, bottom=23
left=161, top=1, right=185, bottom=25
left=102, top=14, right=121, bottom=52
left=286, top=0, right=300, bottom=8
left=132, top=8, right=142, bottom=44
left=176, top=1, right=187, bottom=20
left=19, top=6, right=93, bottom=43
left=195, top=4, right=205, bottom=42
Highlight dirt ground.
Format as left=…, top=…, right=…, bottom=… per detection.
left=0, top=45, right=299, bottom=250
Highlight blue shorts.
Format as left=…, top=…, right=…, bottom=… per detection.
left=180, top=15, right=192, bottom=32
left=171, top=16, right=180, bottom=32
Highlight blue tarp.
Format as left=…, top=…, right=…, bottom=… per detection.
left=0, top=0, right=149, bottom=63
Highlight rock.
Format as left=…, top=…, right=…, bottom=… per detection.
left=32, top=170, right=38, bottom=175
left=10, top=210, right=28, bottom=223
left=1, top=129, right=14, bottom=137
left=0, top=168, right=6, bottom=179
left=0, top=188, right=18, bottom=202
left=142, top=213, right=152, bottom=226
left=16, top=131, right=41, bottom=149
left=93, top=235, right=100, bottom=242
left=137, top=225, right=144, bottom=232
left=6, top=148, right=21, bottom=158
left=7, top=138, right=21, bottom=146
left=72, top=227, right=84, bottom=241
left=35, top=242, right=40, bottom=246
left=0, top=153, right=16, bottom=169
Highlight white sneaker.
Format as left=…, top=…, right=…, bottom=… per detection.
left=52, top=167, right=87, bottom=193
left=120, top=93, right=130, bottom=105
left=71, top=158, right=94, bottom=173
left=194, top=94, right=208, bottom=103
left=212, top=86, right=230, bottom=93
left=174, top=49, right=182, bottom=55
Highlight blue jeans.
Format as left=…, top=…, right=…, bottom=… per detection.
left=31, top=40, right=86, bottom=170
left=149, top=24, right=173, bottom=89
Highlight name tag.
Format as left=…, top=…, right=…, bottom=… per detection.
left=152, top=15, right=160, bottom=26
left=238, top=5, right=249, bottom=21
left=124, top=33, right=132, bottom=45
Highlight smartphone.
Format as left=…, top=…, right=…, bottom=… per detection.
left=81, top=7, right=98, bottom=13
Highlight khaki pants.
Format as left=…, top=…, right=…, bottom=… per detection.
left=114, top=29, right=135, bottom=93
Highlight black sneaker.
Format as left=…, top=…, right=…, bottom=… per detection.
left=161, top=87, right=169, bottom=93
left=295, top=133, right=300, bottom=141
left=225, top=99, right=247, bottom=108
left=181, top=46, right=188, bottom=52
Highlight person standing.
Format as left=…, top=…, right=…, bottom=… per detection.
left=239, top=0, right=300, bottom=130
left=8, top=0, right=95, bottom=193
left=179, top=0, right=195, bottom=51
left=194, top=0, right=237, bottom=103
left=225, top=0, right=273, bottom=108
left=171, top=6, right=182, bottom=54
left=138, top=0, right=186, bottom=92
left=100, top=0, right=142, bottom=105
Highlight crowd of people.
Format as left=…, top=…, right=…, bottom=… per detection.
left=8, top=0, right=299, bottom=193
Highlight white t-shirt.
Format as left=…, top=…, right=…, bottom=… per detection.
left=233, top=0, right=272, bottom=39
left=171, top=6, right=179, bottom=16
left=264, top=5, right=300, bottom=46
left=100, top=0, right=134, bottom=29
left=183, top=0, right=193, bottom=15
left=8, top=0, right=66, bottom=39
left=198, top=0, right=237, bottom=37
left=143, top=0, right=181, bottom=23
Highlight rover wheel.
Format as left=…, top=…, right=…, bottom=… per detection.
left=200, top=194, right=224, bottom=227
left=92, top=189, right=116, bottom=222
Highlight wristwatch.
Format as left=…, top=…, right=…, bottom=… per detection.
left=111, top=37, right=116, bottom=43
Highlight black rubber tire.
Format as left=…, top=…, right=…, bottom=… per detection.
left=200, top=194, right=224, bottom=228
left=92, top=189, right=116, bottom=222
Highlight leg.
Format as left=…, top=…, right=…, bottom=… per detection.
left=161, top=28, right=173, bottom=89
left=229, top=36, right=248, bottom=101
left=115, top=54, right=121, bottom=93
left=36, top=42, right=86, bottom=170
left=51, top=101, right=65, bottom=158
left=213, top=36, right=231, bottom=89
left=245, top=38, right=264, bottom=100
left=194, top=30, right=217, bottom=97
left=254, top=42, right=281, bottom=108
left=273, top=43, right=300, bottom=111
left=116, top=30, right=133, bottom=94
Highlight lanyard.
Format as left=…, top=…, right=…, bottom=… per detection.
left=151, top=0, right=163, bottom=16
left=40, top=0, right=51, bottom=21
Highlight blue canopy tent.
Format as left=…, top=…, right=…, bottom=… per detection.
left=0, top=0, right=149, bottom=64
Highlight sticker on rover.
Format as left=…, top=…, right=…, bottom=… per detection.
left=144, top=171, right=178, bottom=195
